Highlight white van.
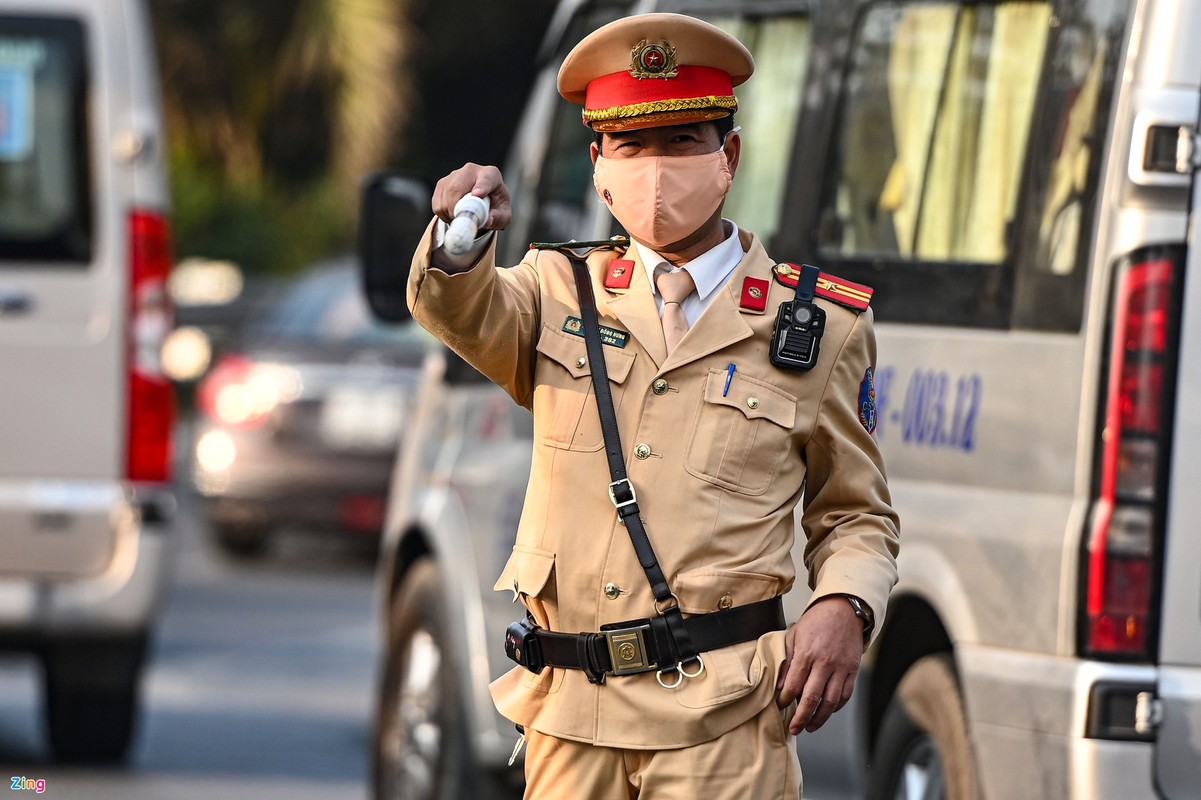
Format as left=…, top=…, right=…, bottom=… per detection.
left=360, top=0, right=1201, bottom=797
left=0, top=0, right=174, bottom=763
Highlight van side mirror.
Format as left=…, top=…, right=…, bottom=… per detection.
left=358, top=172, right=431, bottom=323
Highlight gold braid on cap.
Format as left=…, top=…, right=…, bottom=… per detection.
left=582, top=94, right=738, bottom=124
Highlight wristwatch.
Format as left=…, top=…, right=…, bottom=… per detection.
left=842, top=594, right=875, bottom=643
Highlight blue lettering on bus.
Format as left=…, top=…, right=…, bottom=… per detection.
left=873, top=367, right=982, bottom=452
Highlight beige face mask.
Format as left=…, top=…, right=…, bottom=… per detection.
left=593, top=149, right=733, bottom=250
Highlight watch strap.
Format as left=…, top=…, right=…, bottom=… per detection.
left=842, top=594, right=874, bottom=643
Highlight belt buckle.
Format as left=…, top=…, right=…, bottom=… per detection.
left=607, top=479, right=637, bottom=511
left=603, top=623, right=656, bottom=676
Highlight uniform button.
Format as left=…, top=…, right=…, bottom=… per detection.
left=634, top=443, right=652, bottom=459
left=604, top=582, right=623, bottom=600
left=576, top=356, right=587, bottom=368
left=747, top=397, right=760, bottom=410
left=718, top=594, right=734, bottom=610
left=652, top=379, right=669, bottom=395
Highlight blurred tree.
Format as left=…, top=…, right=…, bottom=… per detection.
left=150, top=0, right=410, bottom=274
left=150, top=0, right=556, bottom=276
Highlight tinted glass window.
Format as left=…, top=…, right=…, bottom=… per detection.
left=0, top=17, right=91, bottom=263
left=1012, top=0, right=1127, bottom=331
left=526, top=92, right=599, bottom=247
left=501, top=1, right=628, bottom=262
left=823, top=2, right=1049, bottom=264
left=817, top=1, right=1051, bottom=327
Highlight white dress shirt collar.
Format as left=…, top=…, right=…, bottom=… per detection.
left=633, top=221, right=746, bottom=325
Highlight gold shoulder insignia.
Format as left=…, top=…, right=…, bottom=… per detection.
left=771, top=263, right=873, bottom=312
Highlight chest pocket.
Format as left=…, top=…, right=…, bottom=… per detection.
left=533, top=323, right=635, bottom=451
left=685, top=369, right=797, bottom=495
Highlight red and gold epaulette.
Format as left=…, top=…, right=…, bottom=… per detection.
left=771, top=263, right=873, bottom=312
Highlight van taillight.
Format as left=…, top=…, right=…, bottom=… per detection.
left=127, top=210, right=176, bottom=483
left=1081, top=251, right=1180, bottom=660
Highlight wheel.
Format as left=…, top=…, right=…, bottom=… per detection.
left=212, top=520, right=271, bottom=558
left=867, top=654, right=980, bottom=800
left=41, top=634, right=148, bottom=763
left=373, top=559, right=514, bottom=800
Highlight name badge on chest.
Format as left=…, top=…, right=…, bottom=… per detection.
left=563, top=316, right=629, bottom=348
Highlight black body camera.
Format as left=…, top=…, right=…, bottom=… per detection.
left=770, top=263, right=825, bottom=372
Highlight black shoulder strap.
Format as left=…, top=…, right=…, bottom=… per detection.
left=567, top=256, right=698, bottom=674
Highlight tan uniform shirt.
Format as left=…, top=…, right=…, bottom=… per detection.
left=408, top=220, right=899, bottom=749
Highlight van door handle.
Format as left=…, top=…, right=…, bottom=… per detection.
left=0, top=291, right=32, bottom=315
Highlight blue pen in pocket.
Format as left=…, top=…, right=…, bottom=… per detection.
left=723, top=363, right=736, bottom=396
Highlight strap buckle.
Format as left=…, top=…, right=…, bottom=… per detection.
left=607, top=479, right=638, bottom=511
left=602, top=623, right=657, bottom=676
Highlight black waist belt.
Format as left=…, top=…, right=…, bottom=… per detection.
left=506, top=596, right=785, bottom=683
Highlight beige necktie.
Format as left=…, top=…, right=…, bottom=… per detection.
left=654, top=264, right=696, bottom=354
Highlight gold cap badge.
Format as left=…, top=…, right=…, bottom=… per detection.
left=629, top=38, right=678, bottom=80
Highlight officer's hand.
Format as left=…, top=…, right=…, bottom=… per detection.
left=432, top=163, right=512, bottom=231
left=775, top=596, right=865, bottom=734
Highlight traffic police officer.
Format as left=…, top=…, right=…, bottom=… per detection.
left=407, top=12, right=899, bottom=799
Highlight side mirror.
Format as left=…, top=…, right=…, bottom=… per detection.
left=358, top=172, right=431, bottom=323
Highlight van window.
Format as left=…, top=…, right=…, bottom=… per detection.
left=502, top=1, right=628, bottom=262
left=709, top=15, right=810, bottom=243
left=0, top=16, right=91, bottom=264
left=1012, top=0, right=1128, bottom=331
left=818, top=1, right=1051, bottom=326
left=524, top=93, right=599, bottom=248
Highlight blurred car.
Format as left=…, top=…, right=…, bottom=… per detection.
left=191, top=258, right=432, bottom=557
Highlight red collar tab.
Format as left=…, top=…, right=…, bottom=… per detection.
left=772, top=263, right=873, bottom=312
left=604, top=258, right=636, bottom=290
left=739, top=276, right=770, bottom=313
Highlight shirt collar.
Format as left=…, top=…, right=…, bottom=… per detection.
left=634, top=220, right=745, bottom=303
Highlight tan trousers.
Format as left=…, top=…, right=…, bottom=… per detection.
left=522, top=701, right=803, bottom=800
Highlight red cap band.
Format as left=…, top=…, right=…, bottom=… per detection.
left=584, top=65, right=735, bottom=121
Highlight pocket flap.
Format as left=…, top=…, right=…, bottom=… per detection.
left=674, top=568, right=782, bottom=614
left=537, top=324, right=635, bottom=384
left=493, top=545, right=556, bottom=597
left=703, top=369, right=796, bottom=428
